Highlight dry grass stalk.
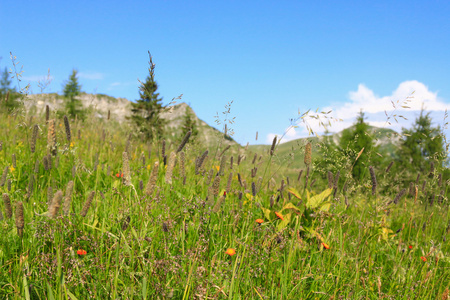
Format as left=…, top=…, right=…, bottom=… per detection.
left=251, top=182, right=256, bottom=196
left=2, top=193, right=12, bottom=219
left=161, top=139, right=166, bottom=159
left=219, top=155, right=226, bottom=176
left=107, top=110, right=110, bottom=120
left=212, top=175, right=221, bottom=196
left=81, top=191, right=96, bottom=217
left=63, top=181, right=74, bottom=215
left=212, top=193, right=226, bottom=213
left=48, top=190, right=63, bottom=218
left=177, top=131, right=191, bottom=153
left=304, top=142, right=312, bottom=165
left=180, top=151, right=186, bottom=178
left=145, top=161, right=159, bottom=196
left=327, top=171, right=333, bottom=189
left=30, top=124, right=39, bottom=153
left=237, top=173, right=243, bottom=187
left=207, top=187, right=215, bottom=207
left=393, top=189, right=407, bottom=205
left=11, top=154, right=16, bottom=169
left=230, top=156, right=233, bottom=170
left=369, top=166, right=377, bottom=196
left=15, top=201, right=24, bottom=237
left=252, top=153, right=257, bottom=165
left=0, top=166, right=8, bottom=186
left=226, top=172, right=233, bottom=193
left=195, top=150, right=208, bottom=175
left=219, top=145, right=230, bottom=157
left=270, top=136, right=277, bottom=156
left=26, top=175, right=35, bottom=199
left=7, top=179, right=11, bottom=192
left=63, top=115, right=71, bottom=142
left=47, top=119, right=57, bottom=156
left=45, top=105, right=49, bottom=122
left=165, top=152, right=177, bottom=184
left=385, top=161, right=394, bottom=173
left=304, top=166, right=310, bottom=190
left=122, top=152, right=131, bottom=186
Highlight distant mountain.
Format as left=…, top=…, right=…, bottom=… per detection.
left=25, top=93, right=239, bottom=148
left=247, top=124, right=401, bottom=169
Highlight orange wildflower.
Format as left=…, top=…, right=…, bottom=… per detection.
left=255, top=219, right=264, bottom=224
left=225, top=248, right=236, bottom=256
left=275, top=211, right=284, bottom=221
left=408, top=245, right=413, bottom=249
left=322, top=242, right=330, bottom=249
left=421, top=256, right=427, bottom=262
left=77, top=249, right=87, bottom=255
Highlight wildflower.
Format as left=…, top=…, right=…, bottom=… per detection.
left=77, top=249, right=87, bottom=255
left=421, top=256, right=427, bottom=262
left=70, top=142, right=74, bottom=148
left=116, top=173, right=123, bottom=178
left=225, top=248, right=236, bottom=256
left=9, top=166, right=15, bottom=172
left=275, top=211, right=284, bottom=221
left=322, top=242, right=330, bottom=249
left=409, top=245, right=413, bottom=249
left=255, top=219, right=264, bottom=224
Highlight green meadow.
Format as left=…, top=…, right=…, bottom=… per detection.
left=0, top=94, right=449, bottom=299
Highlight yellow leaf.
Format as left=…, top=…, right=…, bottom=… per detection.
left=277, top=212, right=291, bottom=231
left=260, top=207, right=272, bottom=221
left=307, top=188, right=333, bottom=209
left=281, top=202, right=302, bottom=212
left=287, top=187, right=302, bottom=200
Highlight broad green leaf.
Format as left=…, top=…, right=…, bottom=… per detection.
left=319, top=201, right=332, bottom=212
left=281, top=202, right=302, bottom=213
left=260, top=207, right=272, bottom=221
left=307, top=188, right=333, bottom=209
left=277, top=212, right=291, bottom=231
left=287, top=187, right=302, bottom=200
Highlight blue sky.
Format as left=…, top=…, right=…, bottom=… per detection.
left=1, top=0, right=450, bottom=145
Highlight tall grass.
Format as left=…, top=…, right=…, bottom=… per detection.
left=0, top=96, right=449, bottom=299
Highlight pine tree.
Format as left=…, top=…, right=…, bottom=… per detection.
left=182, top=106, right=199, bottom=139
left=129, top=52, right=166, bottom=141
left=63, top=69, right=84, bottom=119
left=0, top=66, right=20, bottom=111
left=339, top=111, right=380, bottom=180
left=397, top=109, right=446, bottom=173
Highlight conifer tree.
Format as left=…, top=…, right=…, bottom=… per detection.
left=129, top=52, right=166, bottom=141
left=0, top=65, right=20, bottom=111
left=397, top=109, right=446, bottom=173
left=63, top=69, right=84, bottom=119
left=339, top=111, right=379, bottom=180
left=182, top=106, right=199, bottom=139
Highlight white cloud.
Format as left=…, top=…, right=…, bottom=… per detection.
left=78, top=72, right=104, bottom=80
left=266, top=80, right=450, bottom=144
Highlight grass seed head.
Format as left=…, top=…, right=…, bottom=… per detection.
left=81, top=191, right=96, bottom=217
left=63, top=181, right=74, bottom=215
left=48, top=190, right=63, bottom=218
left=304, top=142, right=312, bottom=166
left=15, top=201, right=24, bottom=237
left=2, top=193, right=12, bottom=219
